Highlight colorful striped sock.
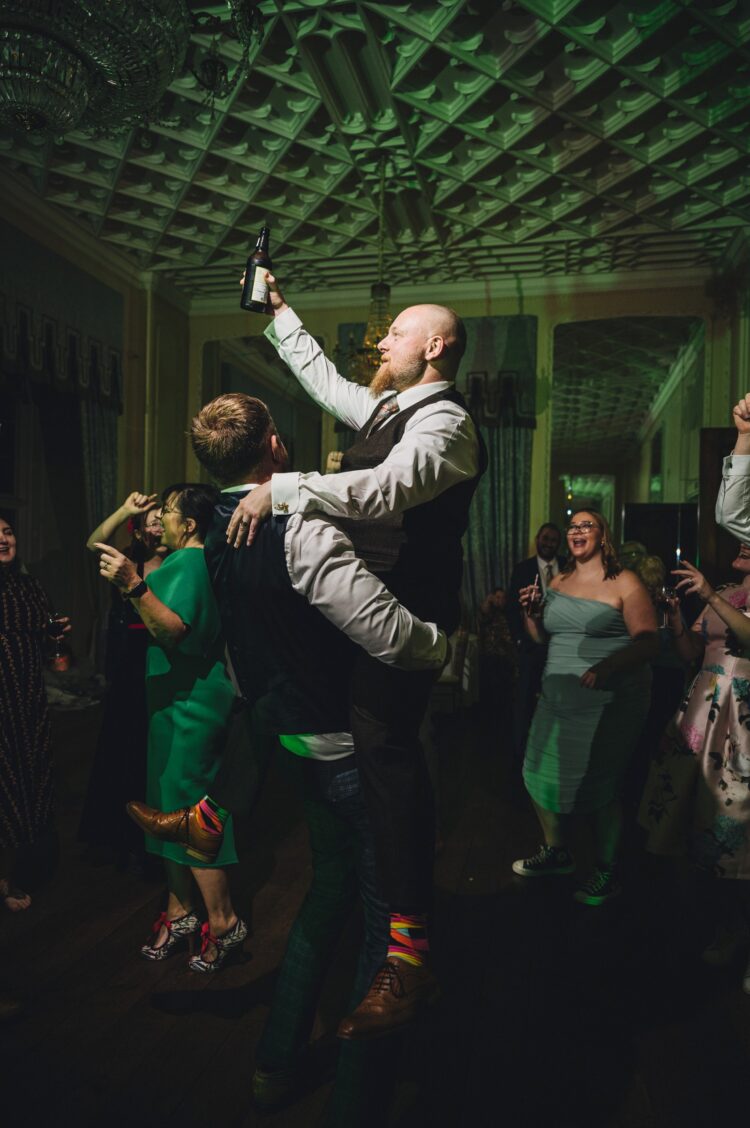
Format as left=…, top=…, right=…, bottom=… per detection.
left=194, top=794, right=229, bottom=837
left=387, top=912, right=430, bottom=967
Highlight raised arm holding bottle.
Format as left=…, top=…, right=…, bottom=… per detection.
left=221, top=264, right=488, bottom=1039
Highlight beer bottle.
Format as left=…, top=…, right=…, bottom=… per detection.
left=240, top=225, right=272, bottom=313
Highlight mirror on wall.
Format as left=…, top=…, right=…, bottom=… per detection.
left=550, top=316, right=704, bottom=557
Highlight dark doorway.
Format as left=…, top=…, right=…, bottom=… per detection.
left=622, top=502, right=698, bottom=570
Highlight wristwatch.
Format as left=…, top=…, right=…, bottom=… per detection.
left=123, top=580, right=148, bottom=599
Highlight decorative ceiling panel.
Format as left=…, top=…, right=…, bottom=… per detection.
left=1, top=0, right=749, bottom=299
left=553, top=315, right=703, bottom=465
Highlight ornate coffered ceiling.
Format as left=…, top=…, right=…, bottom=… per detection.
left=1, top=0, right=749, bottom=303
left=553, top=314, right=703, bottom=465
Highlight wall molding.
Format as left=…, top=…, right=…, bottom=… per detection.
left=2, top=169, right=188, bottom=313
left=188, top=266, right=714, bottom=317
left=0, top=169, right=143, bottom=289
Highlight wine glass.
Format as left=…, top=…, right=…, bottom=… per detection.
left=655, top=585, right=677, bottom=629
left=46, top=609, right=68, bottom=668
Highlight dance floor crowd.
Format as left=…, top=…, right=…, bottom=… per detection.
left=3, top=284, right=750, bottom=1126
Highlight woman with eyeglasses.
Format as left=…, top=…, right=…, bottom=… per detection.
left=640, top=547, right=750, bottom=993
left=79, top=493, right=167, bottom=866
left=96, top=484, right=244, bottom=972
left=513, top=510, right=658, bottom=905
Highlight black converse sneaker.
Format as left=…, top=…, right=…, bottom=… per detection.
left=512, top=844, right=575, bottom=878
left=573, top=866, right=622, bottom=906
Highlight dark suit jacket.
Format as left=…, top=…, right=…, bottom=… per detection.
left=506, top=555, right=567, bottom=647
left=203, top=491, right=353, bottom=734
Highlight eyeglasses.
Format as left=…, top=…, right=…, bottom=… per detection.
left=143, top=520, right=163, bottom=530
left=567, top=521, right=596, bottom=534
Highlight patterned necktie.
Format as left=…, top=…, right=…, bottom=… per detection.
left=367, top=395, right=399, bottom=435
left=545, top=563, right=554, bottom=587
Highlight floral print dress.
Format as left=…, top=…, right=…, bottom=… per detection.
left=640, top=585, right=750, bottom=879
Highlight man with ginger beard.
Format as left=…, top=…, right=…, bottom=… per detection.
left=137, top=277, right=487, bottom=1038
left=225, top=277, right=487, bottom=1039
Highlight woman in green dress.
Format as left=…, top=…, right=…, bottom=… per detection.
left=96, top=483, right=244, bottom=971
left=512, top=511, right=658, bottom=905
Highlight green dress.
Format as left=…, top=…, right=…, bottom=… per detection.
left=523, top=589, right=651, bottom=814
left=144, top=547, right=237, bottom=867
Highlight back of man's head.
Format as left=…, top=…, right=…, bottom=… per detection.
left=418, top=304, right=466, bottom=370
left=191, top=393, right=274, bottom=486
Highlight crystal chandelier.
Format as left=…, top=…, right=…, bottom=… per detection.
left=192, top=0, right=264, bottom=113
left=343, top=161, right=393, bottom=386
left=0, top=1, right=264, bottom=138
left=0, top=0, right=192, bottom=136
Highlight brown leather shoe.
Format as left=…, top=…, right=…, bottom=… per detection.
left=337, top=959, right=440, bottom=1040
left=126, top=801, right=222, bottom=863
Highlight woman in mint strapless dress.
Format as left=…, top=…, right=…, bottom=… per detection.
left=513, top=511, right=658, bottom=905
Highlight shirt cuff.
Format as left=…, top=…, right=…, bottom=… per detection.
left=725, top=453, right=750, bottom=476
left=264, top=306, right=303, bottom=348
left=272, top=472, right=301, bottom=515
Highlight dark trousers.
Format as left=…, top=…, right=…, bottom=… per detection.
left=210, top=703, right=277, bottom=816
left=256, top=754, right=390, bottom=1122
left=350, top=652, right=438, bottom=914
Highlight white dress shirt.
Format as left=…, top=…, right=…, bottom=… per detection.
left=536, top=555, right=559, bottom=595
left=716, top=453, right=750, bottom=542
left=263, top=308, right=479, bottom=519
left=221, top=484, right=447, bottom=760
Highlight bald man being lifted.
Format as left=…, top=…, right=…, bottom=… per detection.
left=227, top=279, right=486, bottom=1038
left=163, top=279, right=481, bottom=1040
left=227, top=292, right=477, bottom=548
left=227, top=279, right=486, bottom=1037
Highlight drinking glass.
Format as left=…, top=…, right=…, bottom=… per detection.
left=656, top=585, right=677, bottom=629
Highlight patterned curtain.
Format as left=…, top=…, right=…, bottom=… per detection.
left=79, top=396, right=118, bottom=534
left=459, top=316, right=537, bottom=619
left=0, top=219, right=123, bottom=669
left=79, top=387, right=119, bottom=666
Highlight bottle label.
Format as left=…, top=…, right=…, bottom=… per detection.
left=251, top=265, right=269, bottom=305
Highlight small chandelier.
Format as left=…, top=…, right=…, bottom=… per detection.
left=343, top=160, right=392, bottom=386
left=192, top=0, right=264, bottom=114
left=0, top=0, right=191, bottom=137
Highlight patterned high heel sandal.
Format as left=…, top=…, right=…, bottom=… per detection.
left=188, top=918, right=248, bottom=973
left=140, top=910, right=201, bottom=961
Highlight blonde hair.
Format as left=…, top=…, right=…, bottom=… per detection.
left=191, top=393, right=275, bottom=485
left=633, top=554, right=666, bottom=598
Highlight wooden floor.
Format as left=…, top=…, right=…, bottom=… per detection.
left=2, top=703, right=749, bottom=1127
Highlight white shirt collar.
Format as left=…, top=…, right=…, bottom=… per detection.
left=537, top=555, right=559, bottom=576
left=376, top=380, right=453, bottom=412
